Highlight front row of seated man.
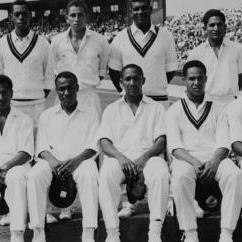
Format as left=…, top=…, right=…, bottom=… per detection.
left=1, top=61, right=242, bottom=242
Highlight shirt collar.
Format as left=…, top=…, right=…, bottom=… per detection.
left=118, top=95, right=153, bottom=105
left=65, top=27, right=92, bottom=40
left=204, top=37, right=230, bottom=47
left=54, top=102, right=86, bottom=114
left=184, top=93, right=209, bottom=109
left=130, top=23, right=156, bottom=35
left=11, top=30, right=33, bottom=42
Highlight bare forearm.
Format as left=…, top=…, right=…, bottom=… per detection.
left=100, top=138, right=125, bottom=159
left=70, top=149, right=97, bottom=167
left=211, top=147, right=229, bottom=163
left=3, top=151, right=31, bottom=171
left=140, top=136, right=166, bottom=160
left=173, top=148, right=203, bottom=167
left=39, top=151, right=61, bottom=168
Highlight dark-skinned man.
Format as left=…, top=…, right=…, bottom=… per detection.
left=0, top=75, right=34, bottom=242
left=108, top=0, right=177, bottom=217
left=0, top=0, right=54, bottom=125
left=27, top=71, right=100, bottom=242
left=188, top=9, right=242, bottom=106
left=167, top=60, right=242, bottom=242
left=109, top=0, right=178, bottom=108
left=98, top=64, right=169, bottom=242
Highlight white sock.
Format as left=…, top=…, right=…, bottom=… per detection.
left=33, top=228, right=45, bottom=242
left=149, top=220, right=162, bottom=235
left=82, top=227, right=95, bottom=240
left=107, top=227, right=119, bottom=237
left=11, top=231, right=24, bottom=242
left=221, top=228, right=233, bottom=238
left=185, top=229, right=198, bottom=239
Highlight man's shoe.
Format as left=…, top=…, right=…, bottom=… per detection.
left=46, top=214, right=57, bottom=224
left=118, top=202, right=136, bottom=218
left=59, top=209, right=72, bottom=220
left=0, top=213, right=10, bottom=226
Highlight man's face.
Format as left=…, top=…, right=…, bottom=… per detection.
left=130, top=1, right=152, bottom=27
left=66, top=6, right=86, bottom=32
left=206, top=16, right=226, bottom=42
left=184, top=67, right=207, bottom=97
left=0, top=84, right=12, bottom=111
left=121, top=67, right=144, bottom=97
left=12, top=4, right=31, bottom=32
left=56, top=77, right=78, bottom=108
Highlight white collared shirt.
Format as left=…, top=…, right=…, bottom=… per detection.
left=188, top=38, right=242, bottom=104
left=50, top=28, right=110, bottom=90
left=167, top=96, right=229, bottom=162
left=97, top=96, right=166, bottom=159
left=36, top=103, right=100, bottom=161
left=226, top=97, right=242, bottom=145
left=109, top=24, right=178, bottom=96
left=0, top=107, right=34, bottom=166
left=0, top=30, right=54, bottom=99
left=130, top=23, right=157, bottom=48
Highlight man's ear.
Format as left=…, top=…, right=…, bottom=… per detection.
left=142, top=77, right=146, bottom=85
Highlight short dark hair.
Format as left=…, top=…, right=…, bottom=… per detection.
left=11, top=0, right=31, bottom=13
left=55, top=71, right=78, bottom=86
left=203, top=9, right=226, bottom=27
left=121, top=64, right=144, bottom=78
left=183, top=60, right=207, bottom=77
left=66, top=0, right=88, bottom=14
left=0, top=75, right=13, bottom=90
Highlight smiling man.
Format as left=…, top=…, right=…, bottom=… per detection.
left=167, top=60, right=242, bottom=242
left=188, top=9, right=242, bottom=106
left=98, top=64, right=169, bottom=242
left=50, top=0, right=109, bottom=120
left=27, top=71, right=100, bottom=242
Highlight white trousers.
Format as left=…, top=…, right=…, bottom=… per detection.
left=4, top=163, right=31, bottom=232
left=99, top=156, right=169, bottom=229
left=27, top=159, right=99, bottom=229
left=171, top=158, right=242, bottom=231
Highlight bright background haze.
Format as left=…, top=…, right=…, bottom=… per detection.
left=167, top=0, right=242, bottom=16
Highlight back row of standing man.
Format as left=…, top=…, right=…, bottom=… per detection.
left=1, top=0, right=242, bottom=242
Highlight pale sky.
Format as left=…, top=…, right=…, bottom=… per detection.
left=167, top=0, right=242, bottom=16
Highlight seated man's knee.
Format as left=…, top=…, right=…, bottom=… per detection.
left=5, top=166, right=26, bottom=184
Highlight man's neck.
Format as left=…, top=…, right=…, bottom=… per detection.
left=61, top=102, right=78, bottom=115
left=124, top=94, right=143, bottom=105
left=15, top=28, right=30, bottom=39
left=186, top=93, right=205, bottom=108
left=208, top=38, right=223, bottom=48
left=135, top=22, right=151, bottom=34
left=70, top=27, right=86, bottom=40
